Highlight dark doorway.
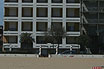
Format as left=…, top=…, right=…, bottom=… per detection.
left=41, top=49, right=48, bottom=57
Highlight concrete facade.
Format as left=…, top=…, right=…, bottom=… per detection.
left=3, top=0, right=80, bottom=53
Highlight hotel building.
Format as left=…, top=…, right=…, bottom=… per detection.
left=4, top=0, right=80, bottom=54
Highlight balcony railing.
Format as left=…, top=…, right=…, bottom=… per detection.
left=84, top=19, right=104, bottom=23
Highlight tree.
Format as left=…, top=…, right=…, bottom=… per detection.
left=45, top=25, right=66, bottom=54
left=95, top=31, right=104, bottom=54
left=76, top=35, right=91, bottom=52
left=20, top=33, right=35, bottom=52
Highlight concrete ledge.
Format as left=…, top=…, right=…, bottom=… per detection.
left=0, top=54, right=104, bottom=58
left=50, top=54, right=104, bottom=58
left=0, top=54, right=39, bottom=58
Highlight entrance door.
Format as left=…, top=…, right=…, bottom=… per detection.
left=41, top=49, right=48, bottom=57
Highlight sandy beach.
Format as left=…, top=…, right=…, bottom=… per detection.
left=0, top=57, right=104, bottom=69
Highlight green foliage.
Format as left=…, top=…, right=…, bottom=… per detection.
left=20, top=33, right=35, bottom=43
left=45, top=25, right=66, bottom=44
left=76, top=35, right=91, bottom=48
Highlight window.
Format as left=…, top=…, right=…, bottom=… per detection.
left=4, top=22, right=18, bottom=31
left=66, top=23, right=79, bottom=32
left=36, top=36, right=46, bottom=44
left=51, top=22, right=62, bottom=28
left=52, top=0, right=62, bottom=3
left=36, top=22, right=47, bottom=31
left=22, top=22, right=33, bottom=31
left=37, top=8, right=48, bottom=17
left=52, top=8, right=62, bottom=17
left=22, top=7, right=33, bottom=17
left=66, top=0, right=79, bottom=3
left=5, top=7, right=18, bottom=17
left=22, top=0, right=33, bottom=3
left=5, top=0, right=18, bottom=2
left=66, top=8, right=79, bottom=17
left=66, top=37, right=77, bottom=44
left=4, top=36, right=18, bottom=43
left=37, top=0, right=48, bottom=3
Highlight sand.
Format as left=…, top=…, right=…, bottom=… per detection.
left=0, top=57, right=104, bottom=69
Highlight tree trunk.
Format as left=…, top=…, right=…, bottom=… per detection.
left=56, top=38, right=60, bottom=55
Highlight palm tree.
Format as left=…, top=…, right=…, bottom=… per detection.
left=45, top=25, right=66, bottom=54
left=20, top=33, right=35, bottom=52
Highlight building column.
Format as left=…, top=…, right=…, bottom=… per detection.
left=70, top=45, right=72, bottom=54
left=62, top=0, right=66, bottom=47
left=48, top=0, right=51, bottom=29
left=39, top=46, right=42, bottom=56
left=33, top=0, right=37, bottom=48
left=18, top=0, right=22, bottom=48
left=56, top=45, right=58, bottom=55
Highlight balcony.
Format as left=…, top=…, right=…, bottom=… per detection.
left=3, top=43, right=18, bottom=48
left=100, top=1, right=104, bottom=8
left=83, top=7, right=98, bottom=12
left=66, top=18, right=80, bottom=22
left=83, top=1, right=98, bottom=12
left=84, top=18, right=104, bottom=24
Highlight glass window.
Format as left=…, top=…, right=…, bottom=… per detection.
left=66, top=23, right=79, bottom=32
left=66, top=8, right=79, bottom=17
left=37, top=8, right=48, bottom=17
left=22, top=0, right=33, bottom=3
left=22, top=7, right=33, bottom=17
left=36, top=22, right=48, bottom=31
left=66, top=37, right=77, bottom=44
left=4, top=22, right=18, bottom=31
left=22, top=22, right=33, bottom=31
left=5, top=0, right=18, bottom=2
left=4, top=36, right=18, bottom=43
left=52, top=8, right=62, bottom=17
left=37, top=0, right=48, bottom=3
left=52, top=0, right=62, bottom=3
left=5, top=7, right=18, bottom=17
